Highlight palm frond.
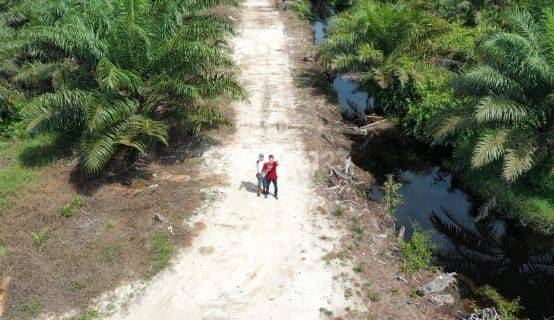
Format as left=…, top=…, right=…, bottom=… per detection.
left=97, top=58, right=144, bottom=94
left=475, top=96, right=528, bottom=123
left=472, top=129, right=509, bottom=168
left=503, top=143, right=537, bottom=181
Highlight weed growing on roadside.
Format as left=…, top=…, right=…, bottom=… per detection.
left=287, top=0, right=312, bottom=19
left=31, top=227, right=50, bottom=246
left=333, top=206, right=344, bottom=216
left=0, top=242, right=7, bottom=256
left=103, top=219, right=115, bottom=229
left=20, top=297, right=43, bottom=317
left=319, top=307, right=333, bottom=317
left=353, top=263, right=364, bottom=273
left=352, top=216, right=364, bottom=237
left=399, top=223, right=436, bottom=275
left=369, top=291, right=381, bottom=302
left=383, top=174, right=402, bottom=216
left=150, top=233, right=175, bottom=276
left=60, top=195, right=85, bottom=217
left=68, top=308, right=101, bottom=320
left=101, top=243, right=124, bottom=263
left=313, top=170, right=326, bottom=185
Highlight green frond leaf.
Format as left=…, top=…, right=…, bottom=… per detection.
left=472, top=129, right=509, bottom=168
left=475, top=96, right=528, bottom=123
left=503, top=143, right=537, bottom=181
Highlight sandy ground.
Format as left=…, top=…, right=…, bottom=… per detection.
left=103, top=0, right=354, bottom=319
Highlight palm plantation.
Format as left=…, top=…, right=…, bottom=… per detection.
left=436, top=9, right=554, bottom=182
left=2, top=0, right=244, bottom=174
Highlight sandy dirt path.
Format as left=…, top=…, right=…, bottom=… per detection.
left=106, top=0, right=350, bottom=319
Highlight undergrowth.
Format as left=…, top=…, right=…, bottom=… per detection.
left=150, top=232, right=176, bottom=277
left=399, top=223, right=436, bottom=275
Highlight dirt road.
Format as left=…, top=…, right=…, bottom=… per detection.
left=105, top=0, right=351, bottom=319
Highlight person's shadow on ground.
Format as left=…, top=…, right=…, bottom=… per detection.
left=239, top=181, right=258, bottom=194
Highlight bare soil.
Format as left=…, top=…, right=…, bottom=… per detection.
left=0, top=139, right=219, bottom=319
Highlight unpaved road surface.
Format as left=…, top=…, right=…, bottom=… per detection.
left=106, top=0, right=350, bottom=319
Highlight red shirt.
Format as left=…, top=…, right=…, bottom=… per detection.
left=263, top=161, right=278, bottom=180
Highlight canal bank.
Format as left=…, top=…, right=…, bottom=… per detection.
left=310, top=12, right=553, bottom=319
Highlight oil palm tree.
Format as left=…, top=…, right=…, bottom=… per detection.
left=435, top=9, right=554, bottom=182
left=317, top=0, right=448, bottom=116
left=8, top=0, right=244, bottom=174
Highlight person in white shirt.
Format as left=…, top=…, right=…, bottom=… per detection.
left=256, top=153, right=265, bottom=197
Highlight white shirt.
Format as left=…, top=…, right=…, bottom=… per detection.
left=256, top=160, right=264, bottom=174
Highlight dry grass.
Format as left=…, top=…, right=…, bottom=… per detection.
left=0, top=137, right=220, bottom=319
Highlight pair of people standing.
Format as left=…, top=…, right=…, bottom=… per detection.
left=256, top=154, right=279, bottom=199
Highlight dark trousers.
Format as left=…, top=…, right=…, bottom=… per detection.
left=264, top=178, right=278, bottom=196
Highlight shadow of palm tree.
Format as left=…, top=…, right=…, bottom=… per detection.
left=430, top=208, right=554, bottom=317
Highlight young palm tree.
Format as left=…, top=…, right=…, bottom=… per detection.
left=317, top=0, right=448, bottom=115
left=7, top=0, right=244, bottom=174
left=435, top=9, right=554, bottom=182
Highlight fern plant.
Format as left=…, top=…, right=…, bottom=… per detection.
left=435, top=9, right=554, bottom=182
left=4, top=0, right=244, bottom=174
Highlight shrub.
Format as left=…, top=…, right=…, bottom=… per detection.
left=59, top=195, right=85, bottom=217
left=31, top=227, right=50, bottom=247
left=287, top=1, right=312, bottom=19
left=399, top=223, right=436, bottom=275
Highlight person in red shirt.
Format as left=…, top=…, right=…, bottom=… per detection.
left=262, top=155, right=279, bottom=199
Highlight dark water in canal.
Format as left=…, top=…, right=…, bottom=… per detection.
left=312, top=18, right=554, bottom=318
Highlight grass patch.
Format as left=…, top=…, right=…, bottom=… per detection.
left=352, top=216, right=364, bottom=236
left=101, top=243, right=124, bottom=263
left=0, top=134, right=70, bottom=213
left=474, top=285, right=522, bottom=320
left=60, top=195, right=85, bottom=217
left=369, top=291, right=381, bottom=302
left=31, top=227, right=50, bottom=247
left=150, top=233, right=175, bottom=276
left=332, top=205, right=344, bottom=217
left=103, top=219, right=115, bottom=229
left=353, top=263, right=364, bottom=273
left=20, top=297, right=44, bottom=318
left=399, top=223, right=436, bottom=275
left=286, top=0, right=312, bottom=19
left=319, top=307, right=333, bottom=317
left=68, top=308, right=101, bottom=320
left=0, top=242, right=7, bottom=256
left=313, top=170, right=326, bottom=186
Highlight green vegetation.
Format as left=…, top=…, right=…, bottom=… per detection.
left=101, top=243, right=124, bottom=263
left=318, top=0, right=554, bottom=235
left=31, top=227, right=50, bottom=246
left=0, top=242, right=6, bottom=256
left=287, top=0, right=312, bottom=20
left=369, top=291, right=380, bottom=302
left=475, top=285, right=523, bottom=320
left=332, top=205, right=344, bottom=216
left=60, top=195, right=85, bottom=217
left=319, top=307, right=333, bottom=317
left=398, top=223, right=435, bottom=275
left=150, top=232, right=175, bottom=276
left=0, top=0, right=244, bottom=175
left=68, top=308, right=102, bottom=320
left=382, top=174, right=402, bottom=216
left=20, top=297, right=44, bottom=318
